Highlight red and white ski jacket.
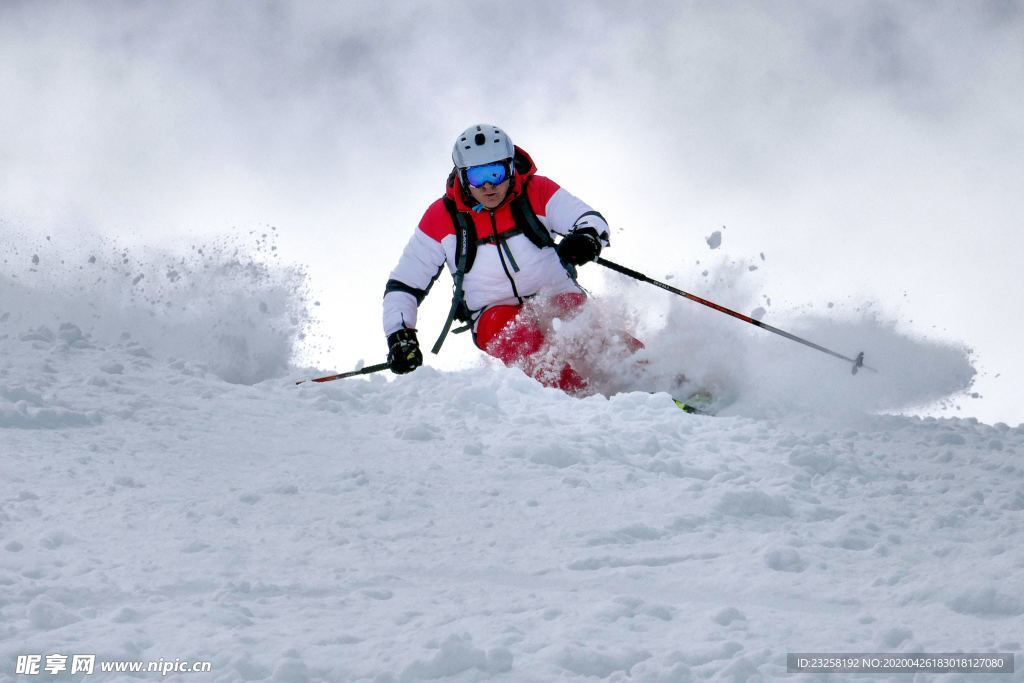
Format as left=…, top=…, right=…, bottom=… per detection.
left=383, top=146, right=610, bottom=338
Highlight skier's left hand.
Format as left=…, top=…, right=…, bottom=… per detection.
left=557, top=228, right=602, bottom=266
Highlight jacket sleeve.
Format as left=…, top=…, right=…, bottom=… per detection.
left=530, top=175, right=611, bottom=247
left=382, top=227, right=448, bottom=337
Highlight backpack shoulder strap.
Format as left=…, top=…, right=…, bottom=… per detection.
left=509, top=178, right=555, bottom=249
left=431, top=198, right=475, bottom=354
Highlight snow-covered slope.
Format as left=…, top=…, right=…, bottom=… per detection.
left=2, top=316, right=1022, bottom=681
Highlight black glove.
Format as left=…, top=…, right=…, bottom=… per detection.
left=556, top=228, right=602, bottom=266
left=387, top=328, right=423, bottom=374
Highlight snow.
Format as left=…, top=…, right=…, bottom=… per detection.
left=2, top=243, right=1023, bottom=682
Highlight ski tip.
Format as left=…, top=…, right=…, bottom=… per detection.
left=673, top=398, right=711, bottom=415
left=671, top=389, right=718, bottom=416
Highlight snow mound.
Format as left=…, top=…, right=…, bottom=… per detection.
left=3, top=325, right=1022, bottom=680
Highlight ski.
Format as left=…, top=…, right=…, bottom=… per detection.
left=672, top=390, right=717, bottom=415
left=673, top=398, right=711, bottom=415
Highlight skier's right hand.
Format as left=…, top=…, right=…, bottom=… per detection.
left=387, top=328, right=423, bottom=375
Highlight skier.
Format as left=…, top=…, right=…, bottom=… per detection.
left=383, top=124, right=632, bottom=393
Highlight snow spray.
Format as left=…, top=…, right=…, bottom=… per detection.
left=0, top=229, right=316, bottom=384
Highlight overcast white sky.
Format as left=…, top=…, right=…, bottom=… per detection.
left=2, top=1, right=1022, bottom=423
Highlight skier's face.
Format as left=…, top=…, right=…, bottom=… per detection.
left=468, top=179, right=510, bottom=210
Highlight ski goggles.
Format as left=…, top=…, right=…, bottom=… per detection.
left=463, top=160, right=510, bottom=188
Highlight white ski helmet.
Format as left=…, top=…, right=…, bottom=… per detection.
left=452, top=124, right=514, bottom=169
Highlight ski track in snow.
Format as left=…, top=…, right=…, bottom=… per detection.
left=2, top=323, right=1023, bottom=682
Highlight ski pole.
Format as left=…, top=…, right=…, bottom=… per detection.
left=597, top=257, right=875, bottom=374
left=295, top=362, right=390, bottom=385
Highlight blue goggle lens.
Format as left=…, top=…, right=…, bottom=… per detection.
left=465, top=161, right=509, bottom=188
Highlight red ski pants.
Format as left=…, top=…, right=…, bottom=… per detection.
left=474, top=292, right=643, bottom=393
